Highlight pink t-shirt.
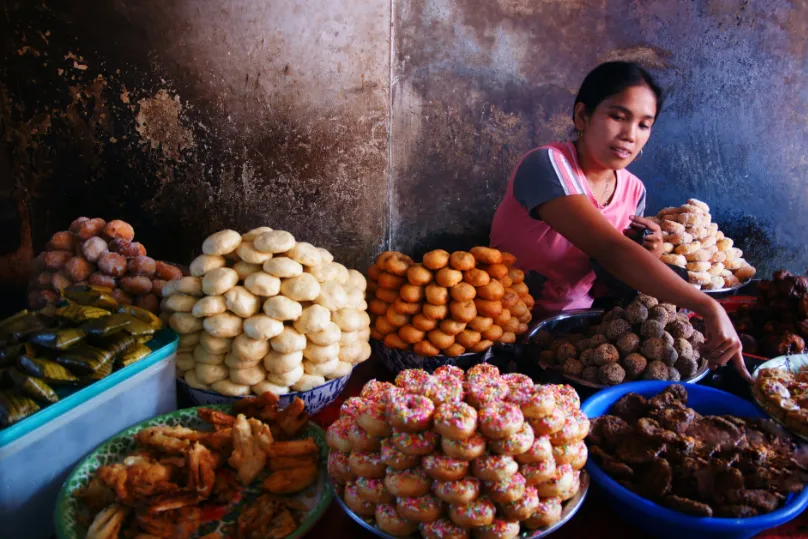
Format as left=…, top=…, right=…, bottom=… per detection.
left=490, top=141, right=646, bottom=314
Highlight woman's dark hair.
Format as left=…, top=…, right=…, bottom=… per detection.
left=573, top=61, right=664, bottom=119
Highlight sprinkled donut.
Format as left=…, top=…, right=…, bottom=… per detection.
left=375, top=503, right=419, bottom=536
left=425, top=374, right=464, bottom=406
left=395, top=368, right=433, bottom=394
left=326, top=417, right=354, bottom=453
left=384, top=466, right=433, bottom=497
left=434, top=402, right=478, bottom=441
left=527, top=407, right=566, bottom=436
left=348, top=421, right=383, bottom=452
left=360, top=379, right=397, bottom=400
left=390, top=394, right=435, bottom=432
left=433, top=365, right=465, bottom=380
left=520, top=458, right=556, bottom=486
left=552, top=384, right=581, bottom=411
left=344, top=483, right=376, bottom=516
left=472, top=519, right=520, bottom=539
left=466, top=362, right=500, bottom=381
left=514, top=435, right=554, bottom=464
left=523, top=496, right=562, bottom=529
left=419, top=518, right=470, bottom=539
left=558, top=470, right=581, bottom=501
left=502, top=373, right=535, bottom=405
left=397, top=493, right=444, bottom=522
left=357, top=401, right=392, bottom=437
left=536, top=463, right=575, bottom=498
left=552, top=440, right=588, bottom=471
left=433, top=476, right=481, bottom=505
left=390, top=429, right=437, bottom=456
left=501, top=485, right=540, bottom=521
left=328, top=451, right=355, bottom=484
left=521, top=386, right=556, bottom=419
left=549, top=411, right=590, bottom=445
left=422, top=453, right=470, bottom=481
left=483, top=471, right=526, bottom=504
left=472, top=454, right=518, bottom=481
left=466, top=377, right=509, bottom=408
left=355, top=477, right=395, bottom=504
left=448, top=496, right=496, bottom=528
left=381, top=438, right=420, bottom=470
left=479, top=402, right=525, bottom=439
left=441, top=433, right=487, bottom=461
left=348, top=451, right=386, bottom=478
left=488, top=422, right=535, bottom=456
left=340, top=397, right=367, bottom=419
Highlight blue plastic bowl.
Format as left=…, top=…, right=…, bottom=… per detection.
left=581, top=381, right=808, bottom=539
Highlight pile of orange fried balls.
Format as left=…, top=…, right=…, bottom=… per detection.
left=367, top=248, right=535, bottom=356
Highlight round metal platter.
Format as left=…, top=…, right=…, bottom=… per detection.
left=331, top=472, right=589, bottom=539
left=751, top=356, right=808, bottom=443
left=537, top=359, right=711, bottom=390
left=701, top=279, right=753, bottom=295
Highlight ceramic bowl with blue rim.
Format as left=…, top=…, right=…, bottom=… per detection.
left=177, top=370, right=351, bottom=415
left=371, top=339, right=494, bottom=375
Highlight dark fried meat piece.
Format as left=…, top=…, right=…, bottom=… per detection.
left=588, top=415, right=633, bottom=448
left=685, top=416, right=744, bottom=452
left=713, top=505, right=759, bottom=518
left=615, top=437, right=666, bottom=465
left=650, top=406, right=697, bottom=434
left=723, top=489, right=780, bottom=512
left=661, top=384, right=689, bottom=405
left=663, top=494, right=714, bottom=517
left=609, top=393, right=649, bottom=423
left=639, top=459, right=673, bottom=498
left=637, top=417, right=680, bottom=444
left=714, top=467, right=745, bottom=494
left=590, top=445, right=635, bottom=479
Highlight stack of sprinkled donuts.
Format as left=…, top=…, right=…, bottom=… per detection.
left=366, top=247, right=536, bottom=357
left=326, top=364, right=588, bottom=538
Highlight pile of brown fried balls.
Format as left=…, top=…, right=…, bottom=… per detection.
left=367, top=248, right=535, bottom=356
left=535, top=295, right=705, bottom=385
left=588, top=385, right=806, bottom=518
left=28, top=217, right=182, bottom=312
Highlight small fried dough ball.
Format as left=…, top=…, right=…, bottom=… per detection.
left=599, top=363, right=626, bottom=385
left=407, top=264, right=433, bottom=285
left=423, top=249, right=450, bottom=270
left=623, top=353, right=647, bottom=378
left=450, top=251, right=475, bottom=271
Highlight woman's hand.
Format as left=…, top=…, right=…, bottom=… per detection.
left=629, top=215, right=664, bottom=257
left=700, top=300, right=753, bottom=383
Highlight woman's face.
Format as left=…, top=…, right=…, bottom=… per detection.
left=575, top=84, right=658, bottom=170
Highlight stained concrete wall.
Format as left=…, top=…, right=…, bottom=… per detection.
left=2, top=0, right=808, bottom=299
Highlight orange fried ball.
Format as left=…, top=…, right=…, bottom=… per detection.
left=439, top=319, right=467, bottom=336
left=378, top=272, right=406, bottom=290
left=436, top=268, right=463, bottom=288
left=475, top=299, right=503, bottom=318
left=423, top=249, right=450, bottom=270
left=385, top=253, right=413, bottom=276
left=512, top=282, right=529, bottom=296
left=500, top=332, right=516, bottom=344
left=400, top=284, right=425, bottom=303
left=508, top=268, right=525, bottom=284
left=494, top=309, right=512, bottom=326
left=422, top=304, right=449, bottom=321
left=369, top=299, right=390, bottom=316
left=482, top=325, right=504, bottom=341
left=456, top=329, right=482, bottom=349
left=501, top=289, right=520, bottom=309
left=464, top=268, right=490, bottom=287
left=482, top=263, right=509, bottom=280
left=500, top=252, right=517, bottom=266
left=412, top=314, right=438, bottom=331
left=471, top=339, right=495, bottom=353
left=502, top=317, right=520, bottom=334
left=368, top=264, right=383, bottom=281
left=399, top=325, right=426, bottom=344
left=477, top=280, right=505, bottom=301
left=414, top=340, right=441, bottom=357
left=444, top=343, right=466, bottom=357
left=470, top=246, right=503, bottom=265
left=393, top=298, right=421, bottom=315
left=428, top=329, right=455, bottom=349
left=425, top=284, right=449, bottom=306
left=450, top=282, right=477, bottom=302
left=384, top=333, right=410, bottom=350
left=376, top=287, right=400, bottom=304
left=375, top=316, right=397, bottom=335
left=407, top=264, right=433, bottom=286
left=469, top=316, right=494, bottom=332
left=510, top=301, right=529, bottom=318
left=450, top=301, right=477, bottom=323
left=385, top=306, right=410, bottom=327
left=449, top=251, right=476, bottom=271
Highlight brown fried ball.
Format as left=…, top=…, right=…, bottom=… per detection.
left=641, top=320, right=665, bottom=339
left=581, top=366, right=599, bottom=383
left=399, top=324, right=426, bottom=344
left=407, top=264, right=433, bottom=286
left=76, top=218, right=106, bottom=239
left=422, top=303, right=448, bottom=321
left=98, top=252, right=127, bottom=277
left=103, top=220, right=135, bottom=241
left=436, top=267, right=463, bottom=288
left=563, top=358, right=584, bottom=377
left=109, top=239, right=144, bottom=258
left=68, top=217, right=90, bottom=234
left=616, top=333, right=641, bottom=356
left=385, top=333, right=410, bottom=350
left=594, top=343, right=620, bottom=366
left=450, top=282, right=477, bottom=302
left=463, top=268, right=490, bottom=287
left=120, top=275, right=153, bottom=295
left=456, top=329, right=482, bottom=349
left=556, top=343, right=578, bottom=363
left=127, top=256, right=157, bottom=277
left=151, top=279, right=168, bottom=297
left=369, top=299, right=390, bottom=316
left=580, top=348, right=595, bottom=366
left=394, top=298, right=421, bottom=315
left=133, top=293, right=159, bottom=313
left=51, top=271, right=72, bottom=291
left=469, top=316, right=494, bottom=333
left=481, top=324, right=504, bottom=342
left=689, top=330, right=705, bottom=347
left=425, top=284, right=449, bottom=305
left=588, top=334, right=608, bottom=349
left=626, top=302, right=649, bottom=325
left=400, top=284, right=424, bottom=303
left=668, top=367, right=681, bottom=382
left=607, top=319, right=633, bottom=342
left=450, top=300, right=477, bottom=323
left=423, top=249, right=450, bottom=271
left=661, top=345, right=679, bottom=367
left=642, top=360, right=670, bottom=381
left=675, top=356, right=698, bottom=378
left=599, top=363, right=626, bottom=385
left=500, top=289, right=520, bottom=309
left=474, top=298, right=503, bottom=318
left=35, top=271, right=53, bottom=289
left=659, top=303, right=677, bottom=315
left=80, top=237, right=109, bottom=262
left=662, top=332, right=675, bottom=347
left=111, top=287, right=133, bottom=306
left=636, top=294, right=659, bottom=309
left=449, top=251, right=475, bottom=271
left=673, top=338, right=693, bottom=359
left=154, top=261, right=183, bottom=281
left=89, top=272, right=116, bottom=289
left=648, top=305, right=670, bottom=325
left=502, top=317, right=520, bottom=334
left=623, top=353, right=648, bottom=379
left=439, top=319, right=467, bottom=336
left=444, top=343, right=466, bottom=357
left=412, top=313, right=437, bottom=332
left=470, top=246, right=503, bottom=265
left=667, top=319, right=694, bottom=340
left=65, top=256, right=93, bottom=282
left=43, top=251, right=73, bottom=271
left=378, top=272, right=406, bottom=290
left=476, top=280, right=505, bottom=301
left=603, top=307, right=626, bottom=323
left=48, top=231, right=75, bottom=252
left=414, top=340, right=440, bottom=357
left=640, top=338, right=666, bottom=362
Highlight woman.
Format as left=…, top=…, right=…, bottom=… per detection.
left=490, top=61, right=750, bottom=380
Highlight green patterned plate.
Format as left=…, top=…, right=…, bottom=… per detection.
left=54, top=404, right=333, bottom=539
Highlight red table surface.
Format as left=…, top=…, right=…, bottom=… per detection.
left=306, top=359, right=808, bottom=539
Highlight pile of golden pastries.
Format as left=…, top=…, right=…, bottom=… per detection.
left=654, top=199, right=756, bottom=290
left=588, top=385, right=806, bottom=518
left=164, top=227, right=371, bottom=397
left=327, top=365, right=587, bottom=539
left=367, top=248, right=535, bottom=357
left=75, top=393, right=320, bottom=539
left=753, top=366, right=808, bottom=438
left=28, top=217, right=183, bottom=312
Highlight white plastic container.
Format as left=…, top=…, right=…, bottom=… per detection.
left=0, top=331, right=178, bottom=539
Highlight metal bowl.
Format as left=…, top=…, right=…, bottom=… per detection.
left=371, top=339, right=493, bottom=375
left=525, top=309, right=710, bottom=389
left=331, top=472, right=589, bottom=538
left=176, top=370, right=352, bottom=415
left=751, top=355, right=808, bottom=443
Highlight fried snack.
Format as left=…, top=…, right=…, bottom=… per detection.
left=263, top=465, right=319, bottom=494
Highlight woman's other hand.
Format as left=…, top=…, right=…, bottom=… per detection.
left=629, top=215, right=664, bottom=257
left=700, top=299, right=753, bottom=383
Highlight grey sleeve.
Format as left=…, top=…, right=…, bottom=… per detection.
left=512, top=148, right=584, bottom=217
left=635, top=187, right=647, bottom=217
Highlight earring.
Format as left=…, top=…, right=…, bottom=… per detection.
left=577, top=130, right=583, bottom=139
left=638, top=148, right=644, bottom=160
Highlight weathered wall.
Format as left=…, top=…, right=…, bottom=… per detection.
left=2, top=0, right=808, bottom=298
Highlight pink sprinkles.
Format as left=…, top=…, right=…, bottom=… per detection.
left=340, top=397, right=368, bottom=418
left=433, top=365, right=465, bottom=380
left=393, top=429, right=438, bottom=452
left=435, top=402, right=477, bottom=430
left=392, top=394, right=435, bottom=425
